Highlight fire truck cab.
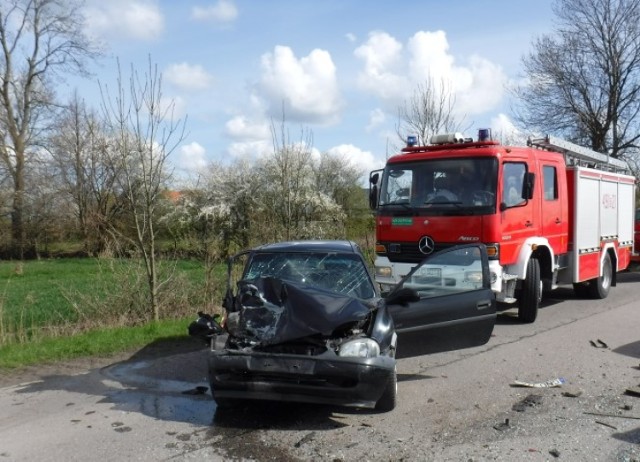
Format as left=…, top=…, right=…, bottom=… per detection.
left=370, top=130, right=636, bottom=323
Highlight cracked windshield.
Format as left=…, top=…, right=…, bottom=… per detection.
left=244, top=252, right=375, bottom=299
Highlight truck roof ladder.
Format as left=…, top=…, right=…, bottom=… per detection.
left=527, top=135, right=629, bottom=173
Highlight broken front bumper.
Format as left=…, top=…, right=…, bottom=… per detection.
left=208, top=349, right=395, bottom=408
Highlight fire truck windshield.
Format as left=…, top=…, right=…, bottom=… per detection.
left=378, top=158, right=498, bottom=213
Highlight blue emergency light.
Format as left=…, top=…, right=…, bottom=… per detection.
left=478, top=128, right=491, bottom=141
left=407, top=135, right=418, bottom=147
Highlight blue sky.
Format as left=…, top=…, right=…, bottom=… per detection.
left=69, top=0, right=556, bottom=182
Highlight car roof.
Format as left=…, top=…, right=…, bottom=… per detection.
left=252, top=240, right=360, bottom=254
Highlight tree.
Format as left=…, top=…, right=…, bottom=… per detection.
left=397, top=76, right=467, bottom=147
left=49, top=92, right=126, bottom=255
left=256, top=119, right=345, bottom=241
left=100, top=58, right=186, bottom=321
left=0, top=0, right=99, bottom=258
left=314, top=151, right=370, bottom=239
left=512, top=0, right=640, bottom=158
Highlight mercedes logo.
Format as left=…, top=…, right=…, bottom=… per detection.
left=418, top=236, right=435, bottom=255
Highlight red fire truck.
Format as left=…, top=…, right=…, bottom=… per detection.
left=369, top=130, right=636, bottom=323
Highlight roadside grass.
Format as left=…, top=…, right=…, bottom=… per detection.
left=0, top=257, right=226, bottom=368
left=0, top=319, right=190, bottom=369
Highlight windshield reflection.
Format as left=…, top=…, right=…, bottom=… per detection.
left=379, top=158, right=498, bottom=213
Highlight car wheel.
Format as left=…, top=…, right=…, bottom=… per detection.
left=518, top=257, right=540, bottom=323
left=375, top=366, right=397, bottom=412
left=588, top=253, right=612, bottom=299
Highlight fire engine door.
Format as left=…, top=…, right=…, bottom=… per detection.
left=540, top=162, right=567, bottom=255
left=500, top=161, right=539, bottom=264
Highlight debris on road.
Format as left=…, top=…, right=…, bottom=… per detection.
left=584, top=411, right=640, bottom=420
left=294, top=432, right=316, bottom=448
left=512, top=394, right=543, bottom=412
left=181, top=386, right=209, bottom=395
left=561, top=387, right=583, bottom=398
left=625, top=386, right=640, bottom=397
left=589, top=339, right=609, bottom=348
left=511, top=378, right=565, bottom=388
left=595, top=420, right=618, bottom=430
left=549, top=448, right=561, bottom=458
left=492, top=418, right=510, bottom=431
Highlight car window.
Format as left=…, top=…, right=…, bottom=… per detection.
left=244, top=252, right=376, bottom=299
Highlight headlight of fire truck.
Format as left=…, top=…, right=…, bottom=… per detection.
left=464, top=271, right=483, bottom=285
left=375, top=266, right=393, bottom=278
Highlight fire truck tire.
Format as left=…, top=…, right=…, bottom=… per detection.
left=518, top=257, right=540, bottom=323
left=588, top=253, right=612, bottom=299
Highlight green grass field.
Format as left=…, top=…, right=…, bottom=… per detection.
left=0, top=257, right=226, bottom=368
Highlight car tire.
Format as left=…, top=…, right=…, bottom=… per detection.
left=588, top=253, right=612, bottom=299
left=518, top=257, right=540, bottom=323
left=375, top=366, right=397, bottom=412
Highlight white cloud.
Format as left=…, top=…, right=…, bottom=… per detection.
left=224, top=115, right=270, bottom=140
left=345, top=33, right=357, bottom=43
left=177, top=142, right=208, bottom=172
left=366, top=108, right=386, bottom=132
left=227, top=140, right=272, bottom=160
left=354, top=30, right=507, bottom=118
left=84, top=0, right=164, bottom=41
left=490, top=113, right=528, bottom=145
left=257, top=46, right=343, bottom=124
left=192, top=0, right=238, bottom=22
left=165, top=63, right=213, bottom=91
left=326, top=144, right=384, bottom=185
left=354, top=31, right=407, bottom=102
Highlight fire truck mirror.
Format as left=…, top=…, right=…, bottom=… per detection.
left=523, top=172, right=535, bottom=200
left=369, top=184, right=379, bottom=209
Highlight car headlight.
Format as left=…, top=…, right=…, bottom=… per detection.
left=375, top=266, right=392, bottom=278
left=338, top=338, right=380, bottom=358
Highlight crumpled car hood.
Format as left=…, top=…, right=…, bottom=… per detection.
left=226, top=276, right=374, bottom=346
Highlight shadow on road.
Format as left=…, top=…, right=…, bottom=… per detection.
left=613, top=340, right=640, bottom=359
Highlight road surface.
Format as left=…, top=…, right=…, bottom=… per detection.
left=1, top=273, right=640, bottom=461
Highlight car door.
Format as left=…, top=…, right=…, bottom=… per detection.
left=385, top=244, right=496, bottom=359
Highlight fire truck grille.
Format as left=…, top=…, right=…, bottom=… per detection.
left=381, top=242, right=454, bottom=263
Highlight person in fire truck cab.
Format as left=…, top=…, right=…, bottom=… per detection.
left=503, top=163, right=526, bottom=207
left=426, top=174, right=458, bottom=202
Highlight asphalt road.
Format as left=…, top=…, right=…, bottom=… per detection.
left=1, top=272, right=640, bottom=461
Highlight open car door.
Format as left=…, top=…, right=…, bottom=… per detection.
left=385, top=244, right=496, bottom=359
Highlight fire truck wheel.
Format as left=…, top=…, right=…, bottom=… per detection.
left=588, top=253, right=612, bottom=299
left=518, top=257, right=540, bottom=323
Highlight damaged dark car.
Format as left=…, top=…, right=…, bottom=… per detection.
left=189, top=240, right=496, bottom=412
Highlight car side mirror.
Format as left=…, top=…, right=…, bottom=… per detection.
left=384, top=287, right=420, bottom=306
